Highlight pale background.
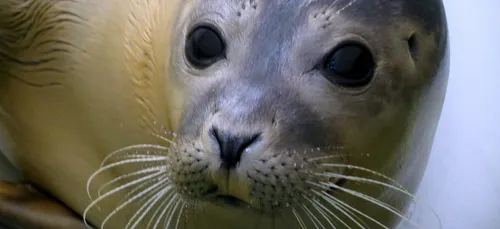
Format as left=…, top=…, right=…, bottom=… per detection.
left=1, top=0, right=499, bottom=228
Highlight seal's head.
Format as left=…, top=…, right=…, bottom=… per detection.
left=87, top=0, right=449, bottom=228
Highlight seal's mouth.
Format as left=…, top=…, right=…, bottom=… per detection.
left=214, top=195, right=247, bottom=208
left=206, top=188, right=249, bottom=208
left=203, top=178, right=349, bottom=209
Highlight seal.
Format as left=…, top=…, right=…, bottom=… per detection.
left=0, top=0, right=449, bottom=229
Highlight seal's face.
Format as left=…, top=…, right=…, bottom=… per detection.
left=86, top=0, right=448, bottom=228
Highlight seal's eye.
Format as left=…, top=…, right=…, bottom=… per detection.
left=185, top=25, right=225, bottom=69
left=322, top=43, right=375, bottom=87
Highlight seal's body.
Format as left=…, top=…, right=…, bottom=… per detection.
left=0, top=0, right=448, bottom=229
left=0, top=0, right=181, bottom=227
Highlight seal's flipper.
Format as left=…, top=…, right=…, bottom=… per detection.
left=0, top=181, right=92, bottom=229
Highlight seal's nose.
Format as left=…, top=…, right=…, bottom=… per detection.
left=210, top=126, right=261, bottom=169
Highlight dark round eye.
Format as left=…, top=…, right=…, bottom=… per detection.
left=322, top=43, right=375, bottom=87
left=185, top=25, right=225, bottom=69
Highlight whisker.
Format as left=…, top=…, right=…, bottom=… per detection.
left=125, top=180, right=171, bottom=224
left=313, top=190, right=365, bottom=229
left=303, top=196, right=337, bottom=229
left=318, top=164, right=442, bottom=228
left=125, top=186, right=165, bottom=229
left=175, top=200, right=186, bottom=229
left=99, top=177, right=169, bottom=229
left=145, top=191, right=176, bottom=229
left=86, top=158, right=166, bottom=200
left=327, top=197, right=369, bottom=229
left=307, top=154, right=348, bottom=162
left=154, top=193, right=180, bottom=229
left=313, top=188, right=390, bottom=229
left=300, top=204, right=319, bottom=229
left=83, top=171, right=164, bottom=227
left=101, top=145, right=169, bottom=167
left=150, top=121, right=178, bottom=137
left=292, top=207, right=308, bottom=229
left=111, top=176, right=164, bottom=209
left=104, top=154, right=167, bottom=165
left=97, top=166, right=166, bottom=197
left=313, top=172, right=412, bottom=199
left=296, top=186, right=366, bottom=229
left=326, top=0, right=342, bottom=12
left=317, top=181, right=412, bottom=225
left=311, top=180, right=408, bottom=225
left=336, top=0, right=358, bottom=14
left=149, top=132, right=177, bottom=146
left=301, top=201, right=326, bottom=229
left=314, top=197, right=359, bottom=229
left=164, top=197, right=183, bottom=229
left=319, top=164, right=404, bottom=189
left=127, top=185, right=173, bottom=229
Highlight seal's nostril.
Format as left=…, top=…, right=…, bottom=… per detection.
left=210, top=126, right=261, bottom=169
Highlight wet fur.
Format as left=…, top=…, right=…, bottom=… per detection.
left=1, top=0, right=448, bottom=229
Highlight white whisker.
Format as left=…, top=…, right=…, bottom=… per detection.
left=104, top=154, right=167, bottom=166
left=127, top=185, right=173, bottom=229
left=99, top=177, right=168, bottom=229
left=336, top=0, right=357, bottom=14
left=112, top=177, right=162, bottom=209
left=327, top=197, right=369, bottom=229
left=314, top=197, right=354, bottom=229
left=97, top=166, right=166, bottom=197
left=314, top=172, right=413, bottom=199
left=303, top=196, right=337, bottom=229
left=83, top=171, right=164, bottom=227
left=313, top=190, right=365, bottom=229
left=101, top=144, right=170, bottom=167
left=316, top=181, right=413, bottom=225
left=125, top=186, right=165, bottom=229
left=149, top=132, right=177, bottom=145
left=164, top=197, right=183, bottom=229
left=327, top=0, right=341, bottom=11
left=147, top=192, right=177, bottom=229
left=307, top=155, right=347, bottom=162
left=318, top=164, right=442, bottom=228
left=175, top=200, right=186, bottom=229
left=87, top=158, right=166, bottom=200
left=301, top=202, right=326, bottom=229
left=320, top=164, right=404, bottom=189
left=314, top=189, right=390, bottom=229
left=154, top=193, right=181, bottom=229
left=292, top=207, right=308, bottom=229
